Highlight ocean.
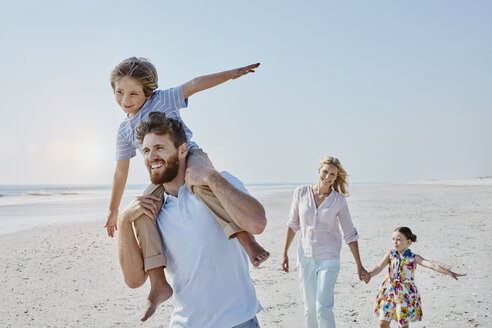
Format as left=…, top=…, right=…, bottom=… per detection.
left=0, top=183, right=298, bottom=235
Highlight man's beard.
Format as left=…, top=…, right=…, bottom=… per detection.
left=148, top=153, right=180, bottom=185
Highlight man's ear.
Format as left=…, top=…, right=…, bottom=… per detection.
left=178, top=143, right=188, bottom=159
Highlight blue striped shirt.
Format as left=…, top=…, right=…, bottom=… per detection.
left=115, top=85, right=198, bottom=160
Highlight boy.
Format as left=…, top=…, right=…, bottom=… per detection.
left=105, top=57, right=269, bottom=321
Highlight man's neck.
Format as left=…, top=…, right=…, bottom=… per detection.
left=162, top=165, right=186, bottom=197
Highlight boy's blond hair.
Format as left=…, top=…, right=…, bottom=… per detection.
left=318, top=156, right=349, bottom=196
left=110, top=57, right=158, bottom=97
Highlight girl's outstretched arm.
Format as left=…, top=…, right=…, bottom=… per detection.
left=182, top=63, right=260, bottom=98
left=415, top=254, right=467, bottom=280
left=369, top=251, right=391, bottom=280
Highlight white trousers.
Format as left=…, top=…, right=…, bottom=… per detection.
left=298, top=255, right=340, bottom=328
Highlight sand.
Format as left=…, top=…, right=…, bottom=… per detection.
left=1, top=180, right=491, bottom=327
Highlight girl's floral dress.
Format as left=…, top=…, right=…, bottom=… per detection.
left=374, top=249, right=423, bottom=327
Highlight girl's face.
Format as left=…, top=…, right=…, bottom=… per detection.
left=114, top=76, right=149, bottom=118
left=392, top=231, right=412, bottom=253
left=318, top=164, right=338, bottom=189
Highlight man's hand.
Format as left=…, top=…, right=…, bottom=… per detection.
left=184, top=166, right=216, bottom=193
left=104, top=210, right=119, bottom=237
left=229, top=63, right=260, bottom=79
left=119, top=194, right=162, bottom=224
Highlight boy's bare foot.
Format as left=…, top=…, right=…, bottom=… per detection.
left=236, top=231, right=270, bottom=267
left=141, top=268, right=173, bottom=321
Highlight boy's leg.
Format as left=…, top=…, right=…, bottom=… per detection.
left=133, top=183, right=172, bottom=321
left=133, top=183, right=166, bottom=271
left=188, top=149, right=270, bottom=266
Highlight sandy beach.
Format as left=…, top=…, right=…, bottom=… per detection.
left=1, top=179, right=491, bottom=327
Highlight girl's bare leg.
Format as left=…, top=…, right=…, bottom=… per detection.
left=379, top=320, right=391, bottom=328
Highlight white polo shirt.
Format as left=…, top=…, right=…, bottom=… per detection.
left=157, top=172, right=262, bottom=328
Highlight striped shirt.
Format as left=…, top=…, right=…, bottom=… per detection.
left=115, top=85, right=198, bottom=160
left=287, top=185, right=359, bottom=260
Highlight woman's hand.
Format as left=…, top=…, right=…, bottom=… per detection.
left=281, top=255, right=290, bottom=272
left=358, top=266, right=370, bottom=283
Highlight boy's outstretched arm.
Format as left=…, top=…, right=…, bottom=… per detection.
left=415, top=254, right=467, bottom=280
left=182, top=63, right=260, bottom=99
left=105, top=158, right=130, bottom=237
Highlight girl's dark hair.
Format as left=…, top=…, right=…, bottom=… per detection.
left=395, top=226, right=417, bottom=242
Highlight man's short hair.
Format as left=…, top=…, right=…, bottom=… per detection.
left=135, top=112, right=187, bottom=148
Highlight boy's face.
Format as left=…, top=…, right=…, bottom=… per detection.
left=114, top=76, right=148, bottom=118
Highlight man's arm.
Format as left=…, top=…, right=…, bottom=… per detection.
left=182, top=63, right=260, bottom=99
left=185, top=167, right=266, bottom=234
left=117, top=194, right=161, bottom=288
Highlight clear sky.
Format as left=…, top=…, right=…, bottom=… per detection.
left=0, top=1, right=490, bottom=185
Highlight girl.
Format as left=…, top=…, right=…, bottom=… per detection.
left=368, top=227, right=466, bottom=328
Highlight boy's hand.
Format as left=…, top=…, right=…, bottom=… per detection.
left=105, top=210, right=119, bottom=237
left=184, top=166, right=216, bottom=193
left=230, top=63, right=260, bottom=79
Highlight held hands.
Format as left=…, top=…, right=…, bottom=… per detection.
left=230, top=63, right=260, bottom=80
left=119, top=194, right=162, bottom=225
left=358, top=266, right=370, bottom=284
left=104, top=209, right=119, bottom=237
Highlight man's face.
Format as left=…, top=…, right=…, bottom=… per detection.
left=142, top=133, right=181, bottom=184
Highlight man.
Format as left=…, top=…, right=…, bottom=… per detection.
left=117, top=112, right=266, bottom=327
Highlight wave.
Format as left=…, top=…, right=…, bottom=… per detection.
left=27, top=192, right=53, bottom=196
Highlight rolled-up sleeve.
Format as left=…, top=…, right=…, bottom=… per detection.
left=337, top=198, right=359, bottom=244
left=286, top=187, right=301, bottom=232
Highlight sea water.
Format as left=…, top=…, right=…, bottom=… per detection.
left=0, top=183, right=298, bottom=235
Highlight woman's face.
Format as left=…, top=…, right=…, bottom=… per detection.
left=318, top=164, right=338, bottom=188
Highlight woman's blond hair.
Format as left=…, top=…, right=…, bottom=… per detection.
left=318, top=156, right=349, bottom=195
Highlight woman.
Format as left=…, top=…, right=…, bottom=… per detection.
left=281, top=156, right=368, bottom=328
